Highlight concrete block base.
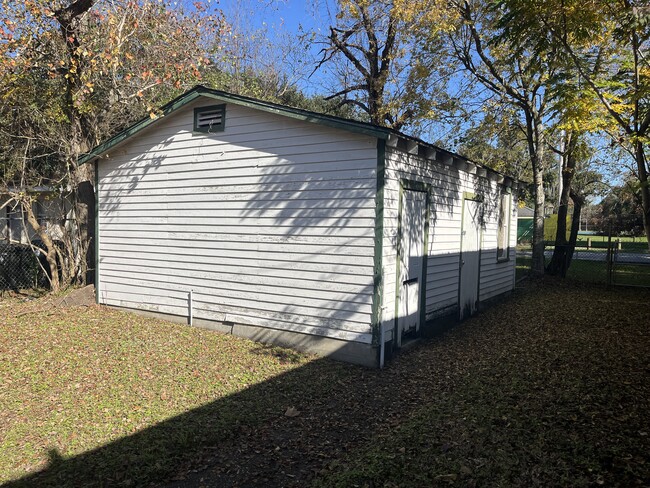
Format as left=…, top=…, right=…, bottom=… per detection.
left=103, top=305, right=379, bottom=368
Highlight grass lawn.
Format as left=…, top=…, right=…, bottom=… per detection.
left=1, top=282, right=650, bottom=487
left=516, top=255, right=650, bottom=286
left=574, top=236, right=647, bottom=251
left=0, top=296, right=334, bottom=486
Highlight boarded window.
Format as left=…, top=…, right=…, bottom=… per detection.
left=497, top=192, right=511, bottom=261
left=194, top=104, right=226, bottom=133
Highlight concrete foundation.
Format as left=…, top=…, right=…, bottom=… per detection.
left=103, top=305, right=379, bottom=368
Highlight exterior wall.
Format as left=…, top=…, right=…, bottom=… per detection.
left=478, top=185, right=518, bottom=302
left=97, top=98, right=379, bottom=350
left=381, top=146, right=517, bottom=342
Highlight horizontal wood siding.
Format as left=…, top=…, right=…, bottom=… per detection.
left=98, top=99, right=377, bottom=344
left=479, top=188, right=517, bottom=301
left=381, top=148, right=515, bottom=339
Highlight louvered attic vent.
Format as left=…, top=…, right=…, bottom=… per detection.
left=194, top=104, right=226, bottom=133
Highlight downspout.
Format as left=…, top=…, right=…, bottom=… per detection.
left=374, top=139, right=387, bottom=369
left=188, top=290, right=194, bottom=326
left=379, top=317, right=385, bottom=369
left=94, top=159, right=100, bottom=305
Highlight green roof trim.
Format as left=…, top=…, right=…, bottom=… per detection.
left=79, top=85, right=392, bottom=165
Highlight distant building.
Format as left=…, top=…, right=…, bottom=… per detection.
left=517, top=206, right=534, bottom=243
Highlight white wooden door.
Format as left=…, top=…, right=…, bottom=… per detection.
left=459, top=198, right=481, bottom=320
left=397, top=189, right=427, bottom=346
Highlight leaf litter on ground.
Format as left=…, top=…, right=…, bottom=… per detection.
left=0, top=279, right=648, bottom=487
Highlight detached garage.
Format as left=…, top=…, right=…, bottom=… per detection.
left=82, top=86, right=518, bottom=367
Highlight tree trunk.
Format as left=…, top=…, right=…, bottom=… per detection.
left=566, top=191, right=584, bottom=269
left=56, top=0, right=97, bottom=286
left=634, top=140, right=650, bottom=250
left=531, top=164, right=546, bottom=275
left=525, top=112, right=546, bottom=275
left=23, top=199, right=60, bottom=292
left=547, top=133, right=577, bottom=276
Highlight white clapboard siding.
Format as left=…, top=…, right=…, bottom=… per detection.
left=98, top=99, right=378, bottom=343
left=100, top=261, right=371, bottom=289
left=101, top=297, right=372, bottom=343
left=479, top=195, right=517, bottom=301
left=381, top=147, right=515, bottom=337
left=100, top=244, right=375, bottom=267
left=100, top=206, right=377, bottom=219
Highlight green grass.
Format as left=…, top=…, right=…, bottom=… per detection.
left=0, top=299, right=346, bottom=486
left=519, top=236, right=649, bottom=251
left=575, top=236, right=648, bottom=251
left=1, top=284, right=649, bottom=487
left=516, top=254, right=650, bottom=285
left=517, top=255, right=610, bottom=283
left=576, top=235, right=647, bottom=243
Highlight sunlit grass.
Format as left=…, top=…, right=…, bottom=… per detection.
left=0, top=301, right=315, bottom=485
left=516, top=254, right=650, bottom=285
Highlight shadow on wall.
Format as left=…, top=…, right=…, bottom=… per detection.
left=98, top=133, right=172, bottom=216
left=384, top=149, right=506, bottom=335
left=95, top=111, right=510, bottom=355
left=97, top=121, right=378, bottom=345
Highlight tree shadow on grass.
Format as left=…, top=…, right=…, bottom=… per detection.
left=2, top=324, right=464, bottom=488
left=4, top=284, right=650, bottom=488
left=1, top=351, right=385, bottom=488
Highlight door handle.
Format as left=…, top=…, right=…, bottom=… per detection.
left=403, top=277, right=418, bottom=285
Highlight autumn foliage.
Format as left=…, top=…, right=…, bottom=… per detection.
left=0, top=0, right=226, bottom=290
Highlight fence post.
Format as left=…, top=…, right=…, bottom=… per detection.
left=606, top=225, right=613, bottom=288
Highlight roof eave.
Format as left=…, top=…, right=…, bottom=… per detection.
left=79, top=86, right=390, bottom=165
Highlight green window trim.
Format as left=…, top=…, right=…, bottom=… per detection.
left=194, top=104, right=226, bottom=133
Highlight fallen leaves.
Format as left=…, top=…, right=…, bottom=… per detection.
left=284, top=407, right=300, bottom=418
left=0, top=282, right=649, bottom=487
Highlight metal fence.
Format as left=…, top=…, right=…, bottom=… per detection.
left=610, top=246, right=650, bottom=287
left=516, top=239, right=650, bottom=287
left=0, top=243, right=49, bottom=291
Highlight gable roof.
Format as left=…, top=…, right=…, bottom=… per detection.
left=79, top=85, right=517, bottom=186
left=79, top=85, right=393, bottom=165
left=517, top=206, right=534, bottom=218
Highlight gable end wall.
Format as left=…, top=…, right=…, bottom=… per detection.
left=96, top=99, right=379, bottom=350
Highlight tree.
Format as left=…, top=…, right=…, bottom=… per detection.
left=495, top=0, right=650, bottom=249
left=546, top=132, right=605, bottom=275
left=595, top=178, right=646, bottom=236
left=315, top=0, right=457, bottom=131
left=0, top=0, right=224, bottom=290
left=445, top=0, right=563, bottom=275
left=455, top=106, right=538, bottom=181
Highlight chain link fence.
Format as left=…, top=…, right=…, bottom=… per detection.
left=0, top=242, right=49, bottom=292
left=516, top=237, right=650, bottom=287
